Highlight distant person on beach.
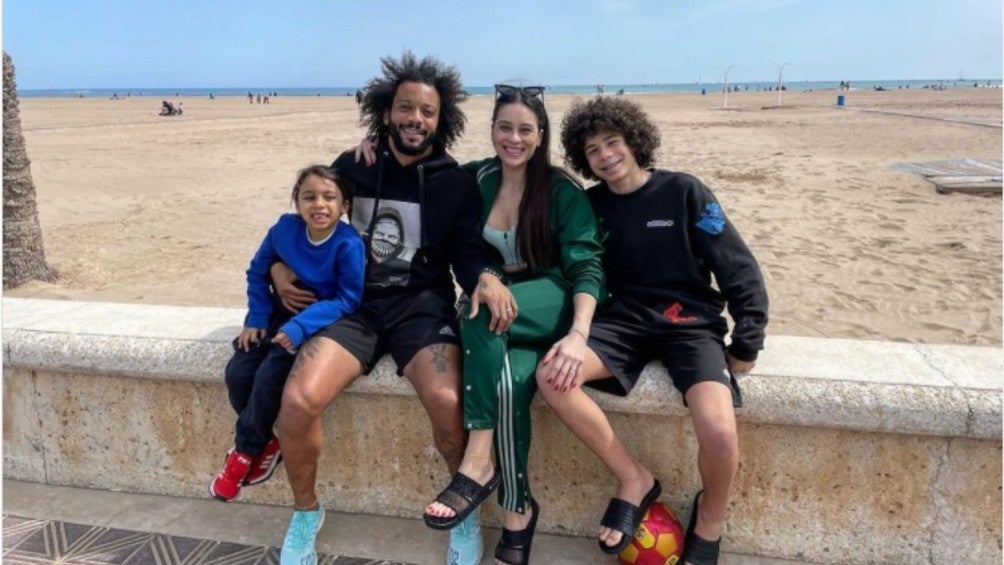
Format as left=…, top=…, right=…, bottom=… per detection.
left=550, top=96, right=768, bottom=563
left=209, top=164, right=364, bottom=504
left=248, top=91, right=254, bottom=104
left=355, top=89, right=363, bottom=105
left=355, top=81, right=604, bottom=565
left=267, top=51, right=510, bottom=565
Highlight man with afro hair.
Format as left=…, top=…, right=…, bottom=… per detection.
left=269, top=51, right=512, bottom=565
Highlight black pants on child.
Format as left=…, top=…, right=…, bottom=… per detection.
left=224, top=313, right=296, bottom=456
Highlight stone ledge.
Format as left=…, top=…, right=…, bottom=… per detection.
left=4, top=298, right=1001, bottom=564
left=3, top=298, right=1001, bottom=440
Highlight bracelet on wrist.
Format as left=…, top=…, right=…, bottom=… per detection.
left=481, top=266, right=503, bottom=280
left=569, top=328, right=588, bottom=340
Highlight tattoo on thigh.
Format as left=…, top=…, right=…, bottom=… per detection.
left=301, top=338, right=321, bottom=359
left=430, top=344, right=449, bottom=373
left=289, top=353, right=303, bottom=380
left=289, top=338, right=321, bottom=380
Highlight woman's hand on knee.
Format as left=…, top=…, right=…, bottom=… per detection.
left=539, top=331, right=588, bottom=392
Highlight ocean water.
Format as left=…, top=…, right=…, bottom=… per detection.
left=21, top=79, right=1002, bottom=99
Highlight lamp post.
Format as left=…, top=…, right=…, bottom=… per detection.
left=776, top=62, right=789, bottom=106
left=721, top=65, right=734, bottom=108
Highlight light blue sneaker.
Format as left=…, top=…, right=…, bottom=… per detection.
left=280, top=505, right=325, bottom=565
left=447, top=507, right=483, bottom=565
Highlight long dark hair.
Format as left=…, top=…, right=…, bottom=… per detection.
left=492, top=92, right=564, bottom=269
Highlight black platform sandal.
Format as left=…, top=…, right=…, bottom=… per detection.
left=494, top=498, right=540, bottom=565
left=598, top=478, right=662, bottom=555
left=681, top=489, right=721, bottom=565
left=423, top=470, right=501, bottom=530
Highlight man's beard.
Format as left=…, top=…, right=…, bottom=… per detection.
left=389, top=122, right=437, bottom=156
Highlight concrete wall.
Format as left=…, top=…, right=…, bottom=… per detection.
left=3, top=298, right=1001, bottom=564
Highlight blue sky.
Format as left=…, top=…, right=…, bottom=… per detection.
left=3, top=0, right=1001, bottom=89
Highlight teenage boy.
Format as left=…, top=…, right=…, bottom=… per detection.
left=537, top=96, right=767, bottom=565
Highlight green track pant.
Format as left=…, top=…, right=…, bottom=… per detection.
left=461, top=274, right=573, bottom=513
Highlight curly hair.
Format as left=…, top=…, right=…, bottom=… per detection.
left=359, top=51, right=468, bottom=150
left=559, top=96, right=661, bottom=181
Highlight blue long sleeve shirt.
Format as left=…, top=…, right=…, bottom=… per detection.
left=245, top=214, right=365, bottom=348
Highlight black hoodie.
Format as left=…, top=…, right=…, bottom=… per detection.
left=333, top=139, right=486, bottom=301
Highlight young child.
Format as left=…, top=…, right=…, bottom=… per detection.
left=539, top=97, right=768, bottom=564
left=210, top=164, right=365, bottom=502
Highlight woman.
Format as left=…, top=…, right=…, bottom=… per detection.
left=362, top=84, right=604, bottom=564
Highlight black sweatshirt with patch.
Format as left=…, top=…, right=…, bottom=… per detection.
left=588, top=170, right=768, bottom=361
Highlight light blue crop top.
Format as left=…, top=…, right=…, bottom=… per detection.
left=483, top=224, right=523, bottom=266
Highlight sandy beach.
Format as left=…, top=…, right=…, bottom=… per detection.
left=7, top=87, right=1002, bottom=347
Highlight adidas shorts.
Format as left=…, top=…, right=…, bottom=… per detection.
left=314, top=289, right=461, bottom=374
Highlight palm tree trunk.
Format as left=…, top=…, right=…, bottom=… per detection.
left=3, top=51, right=56, bottom=288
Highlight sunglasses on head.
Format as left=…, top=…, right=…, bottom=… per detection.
left=494, top=84, right=545, bottom=101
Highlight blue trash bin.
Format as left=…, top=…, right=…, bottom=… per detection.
left=837, top=95, right=845, bottom=106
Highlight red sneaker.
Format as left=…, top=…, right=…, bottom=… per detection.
left=209, top=449, right=253, bottom=502
left=243, top=436, right=282, bottom=486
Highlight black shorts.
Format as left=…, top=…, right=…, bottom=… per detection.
left=586, top=296, right=742, bottom=407
left=314, top=289, right=461, bottom=374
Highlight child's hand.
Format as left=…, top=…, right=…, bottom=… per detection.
left=237, top=327, right=266, bottom=352
left=271, top=331, right=296, bottom=354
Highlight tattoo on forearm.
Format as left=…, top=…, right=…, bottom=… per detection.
left=430, top=344, right=449, bottom=373
left=477, top=280, right=488, bottom=291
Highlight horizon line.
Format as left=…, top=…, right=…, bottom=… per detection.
left=20, top=77, right=1004, bottom=92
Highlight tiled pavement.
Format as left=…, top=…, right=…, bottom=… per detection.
left=3, top=480, right=815, bottom=565
left=3, top=515, right=407, bottom=565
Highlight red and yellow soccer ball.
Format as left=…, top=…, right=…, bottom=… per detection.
left=618, top=502, right=685, bottom=565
